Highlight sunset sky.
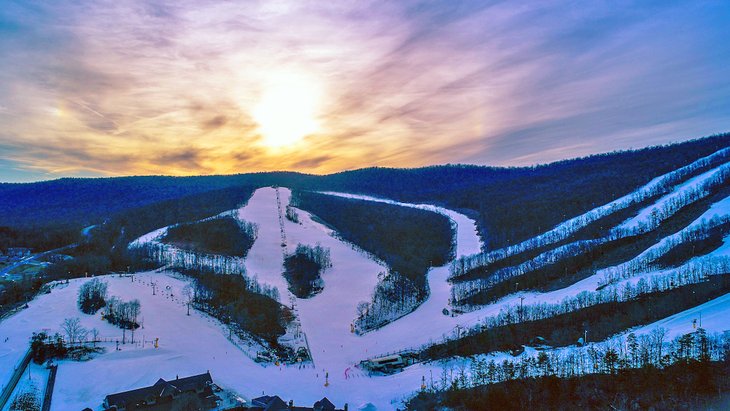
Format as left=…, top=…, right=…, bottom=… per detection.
left=1, top=1, right=729, bottom=182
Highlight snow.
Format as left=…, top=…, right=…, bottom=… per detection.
left=453, top=178, right=730, bottom=319
left=3, top=179, right=730, bottom=409
left=303, top=190, right=487, bottom=345
left=703, top=194, right=730, bottom=221
left=1, top=362, right=48, bottom=411
left=617, top=164, right=730, bottom=231
left=316, top=191, right=482, bottom=258
left=0, top=272, right=467, bottom=410
left=628, top=292, right=730, bottom=340
left=129, top=226, right=168, bottom=248
left=0, top=186, right=487, bottom=410
left=431, top=288, right=730, bottom=390
left=595, top=194, right=730, bottom=286
left=303, top=173, right=730, bottom=393
left=456, top=147, right=730, bottom=272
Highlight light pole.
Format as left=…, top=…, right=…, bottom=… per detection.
left=519, top=296, right=525, bottom=322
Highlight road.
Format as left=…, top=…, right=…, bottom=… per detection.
left=0, top=243, right=77, bottom=278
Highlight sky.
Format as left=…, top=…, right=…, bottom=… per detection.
left=0, top=0, right=729, bottom=182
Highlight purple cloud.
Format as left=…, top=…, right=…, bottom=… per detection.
left=0, top=0, right=728, bottom=181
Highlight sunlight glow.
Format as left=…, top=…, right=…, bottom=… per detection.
left=252, top=71, right=323, bottom=147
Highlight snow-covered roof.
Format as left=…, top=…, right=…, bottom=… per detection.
left=104, top=371, right=213, bottom=408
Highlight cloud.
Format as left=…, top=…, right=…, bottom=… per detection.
left=0, top=0, right=729, bottom=181
left=201, top=115, right=228, bottom=131
left=288, top=155, right=333, bottom=170
left=155, top=148, right=206, bottom=171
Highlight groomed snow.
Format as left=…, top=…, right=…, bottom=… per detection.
left=626, top=292, right=730, bottom=340
left=4, top=183, right=730, bottom=410
left=617, top=164, right=730, bottom=231
left=0, top=186, right=487, bottom=410
left=457, top=147, right=730, bottom=271
left=431, top=290, right=730, bottom=391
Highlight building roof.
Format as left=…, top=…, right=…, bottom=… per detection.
left=252, top=395, right=289, bottom=410
left=169, top=371, right=213, bottom=392
left=251, top=395, right=343, bottom=411
left=104, top=372, right=213, bottom=408
left=314, top=397, right=335, bottom=410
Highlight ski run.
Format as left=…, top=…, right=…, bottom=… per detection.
left=2, top=147, right=730, bottom=409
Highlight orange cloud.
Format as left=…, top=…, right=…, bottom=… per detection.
left=0, top=1, right=729, bottom=181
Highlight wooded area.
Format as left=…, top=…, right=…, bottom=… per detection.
left=425, top=274, right=730, bottom=361
left=181, top=268, right=288, bottom=345
left=282, top=244, right=332, bottom=298
left=409, top=354, right=730, bottom=411
left=292, top=191, right=454, bottom=287
left=163, top=216, right=257, bottom=258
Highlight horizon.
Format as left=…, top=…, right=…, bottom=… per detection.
left=1, top=1, right=729, bottom=182
left=3, top=132, right=728, bottom=184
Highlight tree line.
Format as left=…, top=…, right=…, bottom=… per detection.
left=450, top=140, right=730, bottom=280
left=102, top=297, right=141, bottom=330
left=292, top=190, right=454, bottom=330
left=450, top=167, right=730, bottom=307
left=423, top=274, right=730, bottom=361
left=137, top=242, right=249, bottom=275
left=451, top=255, right=730, bottom=333
left=412, top=327, right=729, bottom=407
left=283, top=243, right=332, bottom=298
left=182, top=268, right=287, bottom=346
left=46, top=186, right=257, bottom=278
left=162, top=215, right=258, bottom=258
left=409, top=340, right=730, bottom=410
left=292, top=191, right=454, bottom=286
left=3, top=134, right=729, bottom=257
left=76, top=277, right=141, bottom=329
left=354, top=271, right=423, bottom=333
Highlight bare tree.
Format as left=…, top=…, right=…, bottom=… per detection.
left=128, top=299, right=141, bottom=324
left=128, top=299, right=141, bottom=343
left=61, top=318, right=87, bottom=346
left=182, top=285, right=193, bottom=316
left=651, top=327, right=668, bottom=365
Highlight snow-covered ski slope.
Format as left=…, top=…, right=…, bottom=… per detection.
left=451, top=192, right=730, bottom=314
left=450, top=146, right=730, bottom=305
left=4, top=143, right=730, bottom=409
left=398, top=147, right=730, bottom=381
left=617, top=165, right=728, bottom=231
left=0, top=187, right=488, bottom=410
left=455, top=146, right=730, bottom=273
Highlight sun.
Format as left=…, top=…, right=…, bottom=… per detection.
left=252, top=71, right=323, bottom=148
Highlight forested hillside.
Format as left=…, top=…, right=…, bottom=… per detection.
left=2, top=134, right=730, bottom=409
left=292, top=190, right=455, bottom=331
left=2, top=133, right=729, bottom=255
left=304, top=133, right=730, bottom=249
left=163, top=216, right=257, bottom=257
left=292, top=190, right=454, bottom=288
left=51, top=186, right=257, bottom=276
left=0, top=172, right=305, bottom=250
left=409, top=355, right=730, bottom=411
